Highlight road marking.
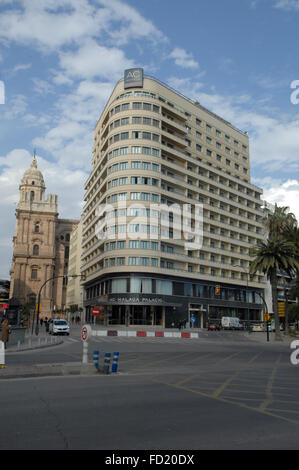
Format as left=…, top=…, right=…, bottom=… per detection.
left=259, top=354, right=281, bottom=412
left=150, top=377, right=299, bottom=426
left=174, top=351, right=241, bottom=387
left=247, top=352, right=262, bottom=364
left=212, top=372, right=239, bottom=398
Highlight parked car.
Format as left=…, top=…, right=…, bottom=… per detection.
left=49, top=319, right=70, bottom=336
left=221, top=316, right=242, bottom=330
left=252, top=324, right=265, bottom=332
left=207, top=322, right=221, bottom=331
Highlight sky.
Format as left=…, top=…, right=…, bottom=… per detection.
left=0, top=0, right=299, bottom=279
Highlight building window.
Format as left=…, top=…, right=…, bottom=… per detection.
left=64, top=246, right=69, bottom=259
left=33, top=245, right=39, bottom=256
left=31, top=268, right=38, bottom=280
left=34, top=222, right=40, bottom=233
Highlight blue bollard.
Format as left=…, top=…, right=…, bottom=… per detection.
left=112, top=351, right=119, bottom=373
left=103, top=352, right=111, bottom=375
left=93, top=349, right=100, bottom=370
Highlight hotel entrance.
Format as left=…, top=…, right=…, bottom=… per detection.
left=110, top=304, right=164, bottom=326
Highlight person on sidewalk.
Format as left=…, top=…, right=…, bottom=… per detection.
left=1, top=318, right=11, bottom=349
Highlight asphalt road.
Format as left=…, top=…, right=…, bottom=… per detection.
left=1, top=327, right=298, bottom=450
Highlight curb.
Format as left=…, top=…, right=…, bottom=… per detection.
left=92, top=329, right=199, bottom=339
left=0, top=362, right=98, bottom=380
left=6, top=337, right=64, bottom=353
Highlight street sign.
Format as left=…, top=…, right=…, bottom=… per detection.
left=92, top=307, right=101, bottom=317
left=190, top=316, right=196, bottom=324
left=264, top=313, right=271, bottom=322
left=81, top=326, right=88, bottom=341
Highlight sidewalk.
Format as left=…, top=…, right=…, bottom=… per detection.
left=1, top=328, right=96, bottom=379
left=6, top=329, right=64, bottom=352
left=244, top=330, right=299, bottom=344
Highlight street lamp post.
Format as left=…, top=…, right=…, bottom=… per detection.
left=233, top=265, right=250, bottom=334
left=32, top=274, right=81, bottom=335
left=281, top=276, right=289, bottom=335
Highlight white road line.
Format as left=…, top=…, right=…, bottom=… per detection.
left=66, top=337, right=80, bottom=343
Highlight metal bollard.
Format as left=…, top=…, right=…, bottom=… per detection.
left=82, top=341, right=88, bottom=364
left=93, top=349, right=100, bottom=370
left=112, top=351, right=119, bottom=373
left=0, top=341, right=5, bottom=369
left=103, top=352, right=111, bottom=375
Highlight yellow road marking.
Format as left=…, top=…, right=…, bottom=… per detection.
left=150, top=377, right=299, bottom=426
left=259, top=354, right=281, bottom=412
left=174, top=350, right=241, bottom=387
left=212, top=372, right=239, bottom=398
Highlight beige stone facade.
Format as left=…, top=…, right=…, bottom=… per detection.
left=66, top=219, right=84, bottom=312
left=9, top=156, right=79, bottom=317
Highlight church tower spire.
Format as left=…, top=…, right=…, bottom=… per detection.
left=19, top=151, right=46, bottom=206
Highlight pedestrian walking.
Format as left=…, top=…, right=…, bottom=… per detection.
left=1, top=318, right=11, bottom=349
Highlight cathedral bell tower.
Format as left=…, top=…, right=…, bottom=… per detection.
left=9, top=154, right=58, bottom=315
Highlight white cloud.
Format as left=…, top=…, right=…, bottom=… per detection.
left=2, top=93, right=27, bottom=119
left=274, top=0, right=299, bottom=10
left=32, top=79, right=114, bottom=169
left=0, top=0, right=108, bottom=51
left=32, top=77, right=54, bottom=95
left=169, top=47, right=199, bottom=69
left=254, top=178, right=299, bottom=222
left=58, top=39, right=135, bottom=81
left=0, top=0, right=165, bottom=52
left=11, top=63, right=32, bottom=74
left=96, top=0, right=166, bottom=46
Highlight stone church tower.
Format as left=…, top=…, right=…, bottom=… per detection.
left=9, top=155, right=79, bottom=317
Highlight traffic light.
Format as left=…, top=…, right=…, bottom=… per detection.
left=215, top=285, right=220, bottom=295
left=81, top=271, right=86, bottom=281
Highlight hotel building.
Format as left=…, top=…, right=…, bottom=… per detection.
left=81, top=69, right=265, bottom=327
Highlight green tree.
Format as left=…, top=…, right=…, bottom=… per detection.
left=262, top=205, right=298, bottom=334
left=263, top=204, right=297, bottom=241
left=250, top=239, right=299, bottom=341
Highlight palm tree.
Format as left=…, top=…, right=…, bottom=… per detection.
left=262, top=205, right=298, bottom=335
left=263, top=204, right=297, bottom=241
left=250, top=239, right=299, bottom=341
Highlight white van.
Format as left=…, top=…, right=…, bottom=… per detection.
left=221, top=316, right=242, bottom=330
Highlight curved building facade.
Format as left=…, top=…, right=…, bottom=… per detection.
left=82, top=70, right=265, bottom=327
